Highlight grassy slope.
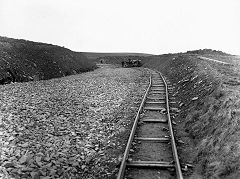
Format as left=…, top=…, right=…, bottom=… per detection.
left=160, top=54, right=240, bottom=178
left=0, top=36, right=96, bottom=84
left=186, top=61, right=240, bottom=178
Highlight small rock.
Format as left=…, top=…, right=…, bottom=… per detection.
left=3, top=162, right=15, bottom=168
left=182, top=165, right=188, bottom=171
left=119, top=127, right=126, bottom=133
left=118, top=155, right=123, bottom=162
left=30, top=171, right=41, bottom=179
left=179, top=103, right=184, bottom=107
left=19, top=154, right=28, bottom=164
left=127, top=158, right=133, bottom=162
left=192, top=97, right=198, bottom=101
left=171, top=108, right=180, bottom=113
left=81, top=165, right=86, bottom=169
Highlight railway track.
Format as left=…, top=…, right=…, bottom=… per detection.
left=117, top=71, right=183, bottom=179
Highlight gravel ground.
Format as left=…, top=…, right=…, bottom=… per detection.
left=0, top=67, right=149, bottom=179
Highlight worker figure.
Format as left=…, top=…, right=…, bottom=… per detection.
left=121, top=61, right=124, bottom=67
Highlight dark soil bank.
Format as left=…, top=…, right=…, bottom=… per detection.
left=0, top=36, right=96, bottom=84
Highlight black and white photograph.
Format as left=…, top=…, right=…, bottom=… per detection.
left=0, top=0, right=240, bottom=178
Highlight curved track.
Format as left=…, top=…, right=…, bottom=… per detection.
left=117, top=71, right=183, bottom=179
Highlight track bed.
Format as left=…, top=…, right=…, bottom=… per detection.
left=117, top=71, right=183, bottom=179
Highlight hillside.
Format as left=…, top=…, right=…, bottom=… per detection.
left=83, top=52, right=153, bottom=61
left=0, top=36, right=96, bottom=85
left=96, top=49, right=236, bottom=67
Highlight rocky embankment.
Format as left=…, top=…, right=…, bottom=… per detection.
left=0, top=67, right=149, bottom=179
left=0, top=36, right=96, bottom=85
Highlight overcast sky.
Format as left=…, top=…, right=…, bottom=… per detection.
left=0, top=0, right=239, bottom=55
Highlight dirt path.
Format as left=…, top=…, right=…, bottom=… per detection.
left=197, top=56, right=230, bottom=64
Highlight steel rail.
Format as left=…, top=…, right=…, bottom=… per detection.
left=159, top=72, right=183, bottom=179
left=117, top=74, right=152, bottom=179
